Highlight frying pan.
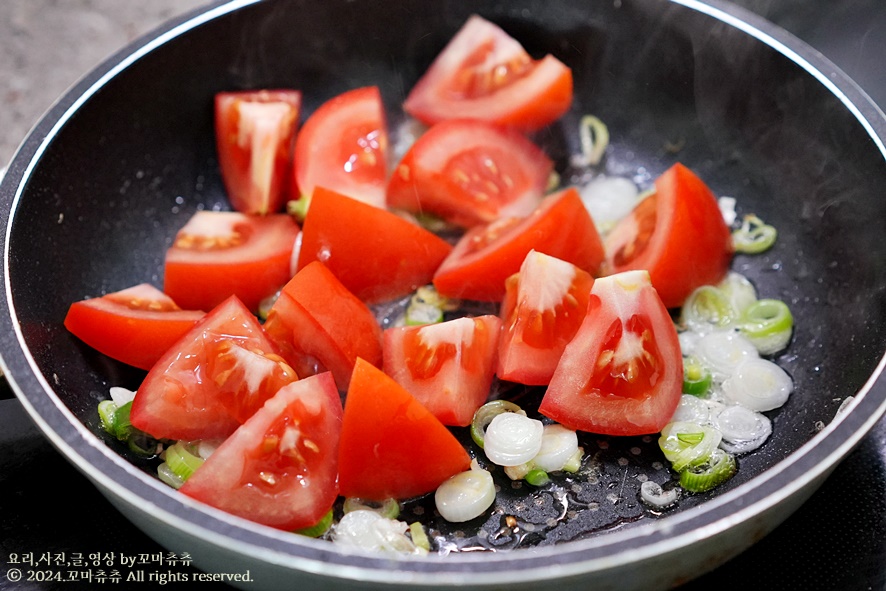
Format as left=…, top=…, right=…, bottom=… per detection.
left=1, top=0, right=884, bottom=589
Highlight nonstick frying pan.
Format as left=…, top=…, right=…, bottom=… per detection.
left=1, top=0, right=885, bottom=589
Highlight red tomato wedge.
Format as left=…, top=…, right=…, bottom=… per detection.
left=386, top=119, right=552, bottom=227
left=433, top=187, right=604, bottom=301
left=64, top=284, right=204, bottom=371
left=603, top=163, right=734, bottom=308
left=293, top=86, right=388, bottom=208
left=403, top=15, right=573, bottom=131
left=163, top=211, right=300, bottom=313
left=215, top=89, right=301, bottom=214
left=180, top=372, right=342, bottom=532
left=338, top=358, right=471, bottom=500
left=539, top=270, right=682, bottom=436
left=130, top=296, right=298, bottom=441
left=383, top=315, right=500, bottom=427
left=297, top=186, right=452, bottom=304
left=497, top=251, right=594, bottom=385
left=264, top=261, right=383, bottom=390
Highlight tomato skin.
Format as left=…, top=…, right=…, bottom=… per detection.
left=64, top=284, right=204, bottom=370
left=497, top=251, right=594, bottom=385
left=433, top=187, right=604, bottom=301
left=603, top=163, right=734, bottom=308
left=386, top=119, right=552, bottom=227
left=403, top=15, right=573, bottom=131
left=539, top=271, right=682, bottom=436
left=215, top=90, right=301, bottom=215
left=297, top=186, right=452, bottom=304
left=293, top=86, right=388, bottom=208
left=264, top=261, right=383, bottom=390
left=338, top=358, right=471, bottom=500
left=180, top=372, right=342, bottom=531
left=130, top=296, right=297, bottom=441
left=383, top=315, right=500, bottom=426
left=163, top=211, right=300, bottom=313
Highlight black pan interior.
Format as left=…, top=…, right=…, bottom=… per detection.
left=5, top=0, right=886, bottom=549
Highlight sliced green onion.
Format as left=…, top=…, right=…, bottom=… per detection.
left=732, top=214, right=777, bottom=254
left=112, top=401, right=135, bottom=441
left=409, top=522, right=431, bottom=552
left=562, top=447, right=584, bottom=473
left=525, top=469, right=551, bottom=487
left=717, top=272, right=758, bottom=315
left=286, top=194, right=312, bottom=222
left=164, top=441, right=205, bottom=481
left=639, top=480, right=681, bottom=509
left=576, top=115, right=610, bottom=166
left=434, top=467, right=495, bottom=523
left=470, top=400, right=525, bottom=448
left=483, top=412, right=544, bottom=467
left=532, top=424, right=579, bottom=472
left=680, top=285, right=737, bottom=332
left=659, top=421, right=722, bottom=472
left=404, top=285, right=450, bottom=326
left=98, top=400, right=118, bottom=436
left=739, top=299, right=793, bottom=355
left=682, top=357, right=713, bottom=396
left=157, top=462, right=186, bottom=489
left=720, top=357, right=793, bottom=411
left=296, top=509, right=334, bottom=538
left=343, top=497, right=400, bottom=520
left=679, top=449, right=737, bottom=492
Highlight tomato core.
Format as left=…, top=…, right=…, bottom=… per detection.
left=610, top=195, right=657, bottom=268
left=454, top=41, right=533, bottom=99
left=583, top=313, right=664, bottom=400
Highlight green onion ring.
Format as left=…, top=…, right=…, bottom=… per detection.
left=343, top=497, right=400, bottom=520
left=682, top=357, right=713, bottom=396
left=296, top=509, right=334, bottom=538
left=732, top=214, right=777, bottom=254
left=679, top=449, right=737, bottom=492
left=470, top=400, right=526, bottom=449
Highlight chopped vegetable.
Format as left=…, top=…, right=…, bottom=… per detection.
left=732, top=213, right=777, bottom=254
left=738, top=299, right=793, bottom=355
left=678, top=449, right=737, bottom=492
left=483, top=412, right=544, bottom=467
left=434, top=463, right=496, bottom=523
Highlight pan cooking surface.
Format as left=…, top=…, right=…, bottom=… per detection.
left=0, top=0, right=884, bottom=585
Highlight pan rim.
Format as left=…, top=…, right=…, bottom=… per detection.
left=1, top=0, right=885, bottom=585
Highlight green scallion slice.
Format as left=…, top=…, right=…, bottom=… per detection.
left=525, top=469, right=551, bottom=486
left=732, top=214, right=777, bottom=254
left=682, top=357, right=713, bottom=396
left=679, top=449, right=737, bottom=492
left=164, top=441, right=205, bottom=481
left=470, top=400, right=526, bottom=449
left=98, top=400, right=118, bottom=436
left=343, top=497, right=400, bottom=520
left=296, top=509, right=334, bottom=538
left=739, top=298, right=793, bottom=355
left=409, top=522, right=431, bottom=552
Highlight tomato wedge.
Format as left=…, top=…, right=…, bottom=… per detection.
left=383, top=315, right=500, bottom=426
left=180, top=372, right=342, bottom=531
left=338, top=358, right=471, bottom=500
left=64, top=284, right=204, bottom=371
left=497, top=251, right=594, bottom=385
left=433, top=187, right=604, bottom=301
left=293, top=86, right=388, bottom=208
left=539, top=270, right=682, bottom=436
left=403, top=15, right=573, bottom=131
left=130, top=296, right=298, bottom=440
left=215, top=89, right=301, bottom=214
left=264, top=261, right=383, bottom=390
left=163, top=211, right=300, bottom=313
left=602, top=163, right=734, bottom=308
left=386, top=119, right=552, bottom=227
left=297, top=186, right=452, bottom=304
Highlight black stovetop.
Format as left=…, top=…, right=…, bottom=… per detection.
left=1, top=1, right=884, bottom=590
